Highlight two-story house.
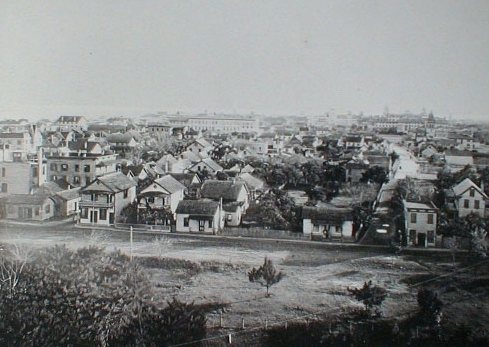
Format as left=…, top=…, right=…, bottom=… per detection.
left=137, top=175, right=186, bottom=226
left=185, top=138, right=213, bottom=157
left=200, top=180, right=249, bottom=226
left=452, top=178, right=487, bottom=218
left=79, top=172, right=136, bottom=225
left=46, top=153, right=118, bottom=188
left=403, top=200, right=438, bottom=247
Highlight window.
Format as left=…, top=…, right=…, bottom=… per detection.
left=474, top=200, right=480, bottom=209
left=75, top=164, right=80, bottom=172
left=73, top=176, right=80, bottom=184
left=1, top=167, right=5, bottom=177
left=208, top=220, right=213, bottom=228
left=410, top=213, right=417, bottom=223
left=61, top=164, right=68, bottom=171
left=123, top=189, right=128, bottom=198
left=35, top=208, right=40, bottom=216
left=100, top=209, right=107, bottom=220
left=464, top=199, right=469, bottom=208
left=427, top=230, right=435, bottom=244
left=81, top=208, right=88, bottom=219
left=45, top=204, right=51, bottom=213
left=1, top=183, right=7, bottom=193
left=147, top=196, right=155, bottom=203
left=226, top=214, right=232, bottom=221
left=470, top=189, right=475, bottom=197
left=83, top=165, right=90, bottom=173
left=50, top=163, right=58, bottom=171
left=199, top=220, right=205, bottom=231
left=427, top=214, right=434, bottom=224
left=183, top=217, right=189, bottom=227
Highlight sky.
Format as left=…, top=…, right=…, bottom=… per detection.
left=2, top=0, right=489, bottom=121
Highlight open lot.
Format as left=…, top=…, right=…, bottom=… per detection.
left=2, top=222, right=489, bottom=344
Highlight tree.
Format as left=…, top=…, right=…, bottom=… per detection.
left=248, top=257, right=284, bottom=297
left=347, top=280, right=387, bottom=317
left=0, top=245, right=209, bottom=347
left=417, top=288, right=443, bottom=328
left=360, top=166, right=388, bottom=184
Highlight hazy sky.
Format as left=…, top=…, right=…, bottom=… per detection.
left=2, top=0, right=489, bottom=120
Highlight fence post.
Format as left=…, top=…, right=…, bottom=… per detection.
left=265, top=317, right=268, bottom=330
left=285, top=321, right=288, bottom=329
left=242, top=317, right=245, bottom=329
left=220, top=313, right=223, bottom=328
left=228, top=334, right=232, bottom=344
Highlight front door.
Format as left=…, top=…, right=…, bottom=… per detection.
left=199, top=220, right=205, bottom=231
left=417, top=233, right=426, bottom=247
left=90, top=210, right=98, bottom=223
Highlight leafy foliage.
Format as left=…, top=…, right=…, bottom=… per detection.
left=0, top=245, right=207, bottom=347
left=417, top=288, right=443, bottom=328
left=347, top=280, right=387, bottom=316
left=360, top=166, right=388, bottom=184
left=248, top=257, right=285, bottom=297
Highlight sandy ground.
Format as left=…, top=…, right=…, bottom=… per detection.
left=2, top=224, right=488, bottom=341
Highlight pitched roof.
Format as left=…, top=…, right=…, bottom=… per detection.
left=189, top=158, right=223, bottom=172
left=200, top=180, right=247, bottom=200
left=169, top=173, right=200, bottom=187
left=82, top=172, right=136, bottom=193
left=302, top=206, right=352, bottom=223
left=55, top=187, right=81, bottom=201
left=175, top=199, right=219, bottom=215
left=403, top=201, right=438, bottom=210
left=238, top=173, right=264, bottom=190
left=452, top=178, right=488, bottom=198
left=6, top=194, right=54, bottom=206
left=34, top=182, right=64, bottom=195
left=154, top=175, right=186, bottom=193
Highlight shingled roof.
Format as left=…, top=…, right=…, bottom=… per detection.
left=82, top=172, right=136, bottom=193
left=153, top=175, right=186, bottom=194
left=200, top=180, right=247, bottom=201
left=302, top=206, right=352, bottom=223
left=6, top=194, right=54, bottom=206
left=175, top=199, right=219, bottom=215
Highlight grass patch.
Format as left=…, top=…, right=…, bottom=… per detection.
left=137, top=256, right=202, bottom=276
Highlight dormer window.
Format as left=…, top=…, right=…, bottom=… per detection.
left=470, top=188, right=475, bottom=197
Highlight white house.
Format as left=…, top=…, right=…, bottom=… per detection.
left=175, top=199, right=224, bottom=233
left=79, top=172, right=136, bottom=225
left=403, top=201, right=438, bottom=247
left=452, top=178, right=487, bottom=218
left=302, top=206, right=354, bottom=241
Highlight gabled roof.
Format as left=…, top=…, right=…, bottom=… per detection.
left=302, top=206, right=352, bottom=223
left=169, top=173, right=200, bottom=187
left=175, top=199, right=219, bottom=215
left=6, top=194, right=54, bottom=206
left=34, top=182, right=64, bottom=195
left=82, top=172, right=136, bottom=193
left=153, top=175, right=186, bottom=194
left=55, top=187, right=81, bottom=201
left=190, top=158, right=223, bottom=172
left=191, top=137, right=212, bottom=148
left=452, top=178, right=488, bottom=198
left=179, top=150, right=201, bottom=163
left=200, top=180, right=247, bottom=200
left=238, top=173, right=264, bottom=190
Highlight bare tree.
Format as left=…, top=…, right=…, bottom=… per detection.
left=0, top=243, right=33, bottom=298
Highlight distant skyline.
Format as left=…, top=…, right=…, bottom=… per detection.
left=2, top=1, right=489, bottom=121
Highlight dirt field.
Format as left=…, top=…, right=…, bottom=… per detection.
left=2, top=223, right=489, bottom=345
